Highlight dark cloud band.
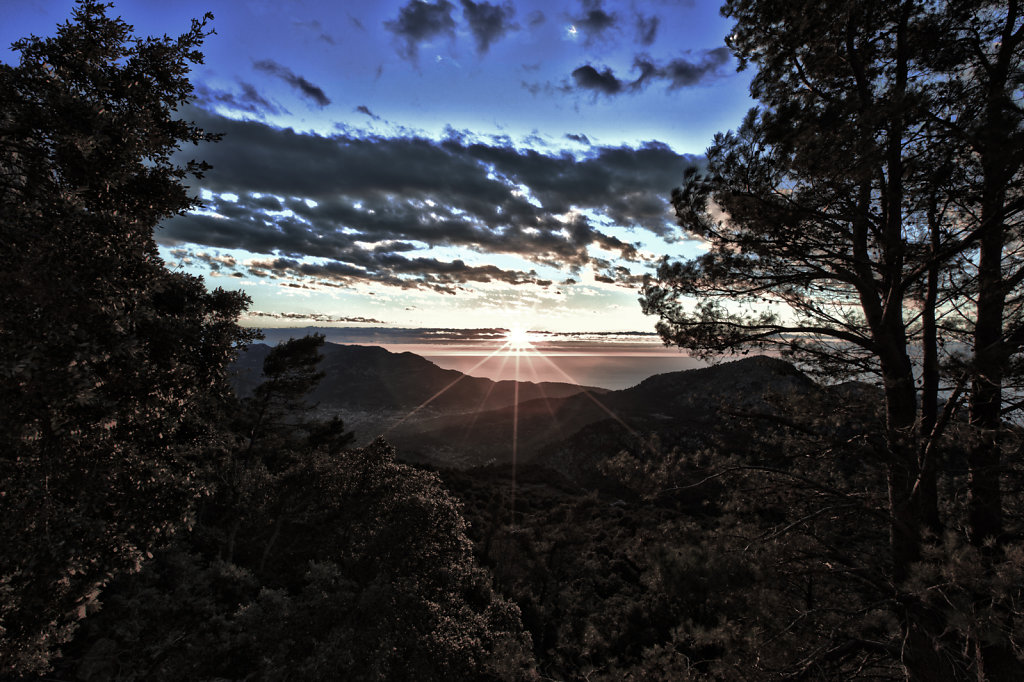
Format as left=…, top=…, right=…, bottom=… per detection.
left=163, top=108, right=702, bottom=291
left=554, top=47, right=733, bottom=98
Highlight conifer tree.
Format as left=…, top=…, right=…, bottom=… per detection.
left=0, top=2, right=253, bottom=674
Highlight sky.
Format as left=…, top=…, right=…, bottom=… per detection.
left=3, top=0, right=754, bottom=365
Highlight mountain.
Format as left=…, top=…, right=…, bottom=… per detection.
left=232, top=343, right=866, bottom=477
left=231, top=342, right=605, bottom=454
left=395, top=355, right=840, bottom=471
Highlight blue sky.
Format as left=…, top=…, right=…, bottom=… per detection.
left=4, top=0, right=754, bottom=334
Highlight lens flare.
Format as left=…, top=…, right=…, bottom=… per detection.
left=504, top=326, right=536, bottom=352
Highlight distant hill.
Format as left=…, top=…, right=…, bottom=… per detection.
left=232, top=345, right=874, bottom=478
left=396, top=356, right=846, bottom=471
left=232, top=341, right=604, bottom=414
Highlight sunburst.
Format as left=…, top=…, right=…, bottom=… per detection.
left=503, top=325, right=538, bottom=353
left=384, top=325, right=642, bottom=530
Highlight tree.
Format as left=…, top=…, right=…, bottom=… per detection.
left=642, top=0, right=1023, bottom=678
left=0, top=2, right=254, bottom=674
left=212, top=334, right=353, bottom=567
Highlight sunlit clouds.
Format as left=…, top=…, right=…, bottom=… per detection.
left=1, top=0, right=753, bottom=334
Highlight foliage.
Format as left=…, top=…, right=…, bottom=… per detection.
left=433, top=384, right=1016, bottom=680
left=0, top=2, right=255, bottom=674
left=55, top=338, right=535, bottom=681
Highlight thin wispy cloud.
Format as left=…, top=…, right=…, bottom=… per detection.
left=293, top=19, right=336, bottom=45
left=633, top=48, right=732, bottom=89
left=195, top=80, right=286, bottom=118
left=355, top=105, right=382, bottom=120
left=568, top=47, right=732, bottom=97
left=634, top=13, right=659, bottom=46
left=252, top=59, right=331, bottom=107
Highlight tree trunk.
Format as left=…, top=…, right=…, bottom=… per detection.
left=918, top=194, right=943, bottom=537
left=968, top=140, right=1009, bottom=550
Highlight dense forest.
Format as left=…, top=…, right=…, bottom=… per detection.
left=2, top=1, right=1023, bottom=680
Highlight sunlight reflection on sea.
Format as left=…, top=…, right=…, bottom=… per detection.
left=422, top=352, right=706, bottom=391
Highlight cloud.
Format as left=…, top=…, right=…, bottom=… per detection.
left=252, top=255, right=552, bottom=295
left=255, top=327, right=667, bottom=348
left=258, top=326, right=520, bottom=346
left=634, top=13, right=659, bottom=46
left=384, top=0, right=457, bottom=61
left=355, top=105, right=381, bottom=120
left=571, top=64, right=623, bottom=95
left=245, top=311, right=387, bottom=324
left=565, top=133, right=590, bottom=144
left=568, top=48, right=732, bottom=97
left=194, top=80, right=286, bottom=118
left=163, top=108, right=700, bottom=290
left=460, top=0, right=517, bottom=53
left=635, top=48, right=732, bottom=88
left=293, top=19, right=336, bottom=45
left=571, top=0, right=618, bottom=44
left=252, top=59, right=331, bottom=107
left=190, top=251, right=238, bottom=271
left=526, top=10, right=546, bottom=28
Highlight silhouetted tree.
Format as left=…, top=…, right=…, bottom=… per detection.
left=0, top=2, right=254, bottom=674
left=642, top=0, right=1023, bottom=678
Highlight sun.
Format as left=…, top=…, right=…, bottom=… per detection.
left=504, top=325, right=537, bottom=352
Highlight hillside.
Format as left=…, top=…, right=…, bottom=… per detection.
left=233, top=345, right=872, bottom=475
left=232, top=341, right=607, bottom=458
left=394, top=355, right=838, bottom=470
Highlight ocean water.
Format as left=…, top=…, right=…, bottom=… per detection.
left=423, top=352, right=707, bottom=391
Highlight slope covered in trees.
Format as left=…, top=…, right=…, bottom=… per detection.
left=52, top=336, right=533, bottom=681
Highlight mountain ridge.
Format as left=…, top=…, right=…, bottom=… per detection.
left=232, top=341, right=606, bottom=414
left=232, top=343, right=859, bottom=478
left=387, top=354, right=834, bottom=470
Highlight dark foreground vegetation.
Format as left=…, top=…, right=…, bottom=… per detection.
left=2, top=1, right=1023, bottom=680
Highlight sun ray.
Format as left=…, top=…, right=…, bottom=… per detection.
left=511, top=351, right=520, bottom=528
left=384, top=329, right=652, bottom=533
left=458, top=350, right=516, bottom=448
left=512, top=352, right=563, bottom=423
left=525, top=346, right=648, bottom=445
left=384, top=341, right=512, bottom=435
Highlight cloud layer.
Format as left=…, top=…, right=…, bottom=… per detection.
left=164, top=108, right=701, bottom=293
